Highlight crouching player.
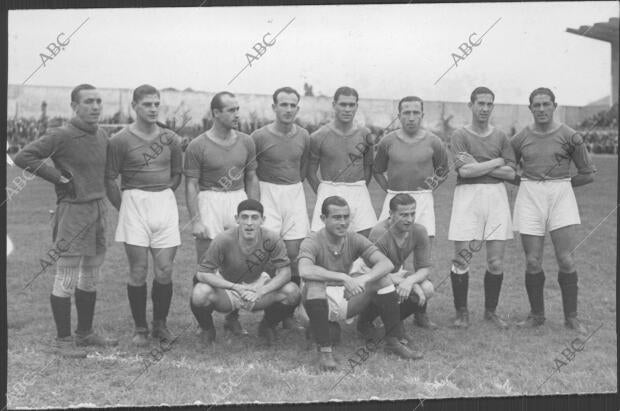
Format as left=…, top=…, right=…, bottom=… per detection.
left=299, top=196, right=422, bottom=372
left=189, top=199, right=301, bottom=346
left=357, top=194, right=437, bottom=344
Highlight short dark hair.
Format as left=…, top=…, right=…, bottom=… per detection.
left=132, top=84, right=160, bottom=103
left=389, top=193, right=416, bottom=212
left=398, top=96, right=424, bottom=113
left=321, top=196, right=348, bottom=217
left=211, top=91, right=236, bottom=114
left=470, top=86, right=495, bottom=103
left=273, top=87, right=300, bottom=105
left=71, top=84, right=96, bottom=103
left=237, top=199, right=263, bottom=216
left=529, top=87, right=556, bottom=105
left=333, top=86, right=359, bottom=103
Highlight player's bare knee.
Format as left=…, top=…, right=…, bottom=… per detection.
left=525, top=255, right=542, bottom=273
left=487, top=257, right=503, bottom=274
left=191, top=283, right=214, bottom=306
left=556, top=253, right=574, bottom=273
left=281, top=282, right=301, bottom=305
left=154, top=264, right=173, bottom=284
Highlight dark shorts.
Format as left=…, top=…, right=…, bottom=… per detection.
left=52, top=199, right=107, bottom=257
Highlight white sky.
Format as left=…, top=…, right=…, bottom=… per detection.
left=8, top=2, right=619, bottom=106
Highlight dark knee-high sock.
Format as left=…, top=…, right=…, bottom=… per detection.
left=190, top=300, right=214, bottom=330
left=264, top=302, right=290, bottom=327
left=450, top=271, right=469, bottom=311
left=373, top=291, right=401, bottom=338
left=525, top=271, right=545, bottom=316
left=303, top=299, right=330, bottom=347
left=75, top=288, right=96, bottom=334
left=484, top=271, right=503, bottom=312
left=358, top=302, right=380, bottom=325
left=127, top=284, right=148, bottom=328
left=400, top=294, right=421, bottom=321
left=152, top=280, right=173, bottom=322
left=50, top=294, right=71, bottom=338
left=558, top=271, right=578, bottom=319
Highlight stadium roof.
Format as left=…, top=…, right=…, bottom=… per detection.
left=566, top=17, right=619, bottom=43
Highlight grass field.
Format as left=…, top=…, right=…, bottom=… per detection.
left=5, top=155, right=617, bottom=408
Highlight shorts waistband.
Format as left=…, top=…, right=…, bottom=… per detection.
left=321, top=180, right=365, bottom=187
left=521, top=177, right=572, bottom=182
left=387, top=189, right=433, bottom=195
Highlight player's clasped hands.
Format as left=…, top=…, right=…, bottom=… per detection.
left=342, top=275, right=365, bottom=300
left=192, top=221, right=209, bottom=240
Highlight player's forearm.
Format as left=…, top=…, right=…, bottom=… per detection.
left=104, top=178, right=122, bottom=210
left=404, top=267, right=430, bottom=284
left=571, top=173, right=594, bottom=187
left=196, top=271, right=235, bottom=289
left=261, top=266, right=291, bottom=295
left=362, top=259, right=394, bottom=284
left=185, top=178, right=201, bottom=220
left=306, top=163, right=320, bottom=193
left=458, top=158, right=504, bottom=178
left=244, top=172, right=260, bottom=200
left=299, top=261, right=346, bottom=283
left=373, top=172, right=388, bottom=191
left=14, top=145, right=62, bottom=184
left=169, top=173, right=182, bottom=191
left=488, top=165, right=516, bottom=181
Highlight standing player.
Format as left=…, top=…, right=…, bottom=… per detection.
left=448, top=87, right=516, bottom=329
left=357, top=194, right=437, bottom=342
left=511, top=88, right=595, bottom=334
left=299, top=196, right=422, bottom=372
left=184, top=91, right=260, bottom=335
left=306, top=86, right=377, bottom=237
left=374, top=96, right=449, bottom=248
left=252, top=86, right=310, bottom=329
left=105, top=84, right=183, bottom=346
left=189, top=199, right=301, bottom=346
left=14, top=84, right=117, bottom=357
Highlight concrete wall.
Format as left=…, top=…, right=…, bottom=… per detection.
left=7, top=84, right=609, bottom=136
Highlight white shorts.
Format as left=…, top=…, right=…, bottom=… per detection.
left=378, top=189, right=436, bottom=236
left=115, top=188, right=181, bottom=248
left=448, top=183, right=513, bottom=241
left=326, top=286, right=349, bottom=322
left=513, top=179, right=580, bottom=236
left=222, top=272, right=271, bottom=312
left=197, top=189, right=247, bottom=240
left=259, top=181, right=310, bottom=240
left=311, top=181, right=377, bottom=232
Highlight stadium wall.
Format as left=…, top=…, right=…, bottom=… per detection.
left=7, top=84, right=609, bottom=136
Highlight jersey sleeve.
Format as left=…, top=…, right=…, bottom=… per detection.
left=431, top=135, right=450, bottom=176
left=298, top=235, right=321, bottom=264
left=449, top=130, right=468, bottom=170
left=104, top=133, right=125, bottom=181
left=373, top=138, right=389, bottom=174
left=352, top=233, right=381, bottom=268
left=183, top=138, right=202, bottom=178
left=411, top=225, right=431, bottom=270
left=197, top=237, right=223, bottom=273
left=499, top=131, right=517, bottom=170
left=243, top=134, right=258, bottom=172
left=13, top=130, right=64, bottom=184
left=168, top=132, right=184, bottom=176
left=309, top=130, right=323, bottom=165
left=569, top=131, right=597, bottom=175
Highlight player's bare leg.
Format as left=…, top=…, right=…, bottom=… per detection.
left=483, top=240, right=509, bottom=329
left=517, top=234, right=546, bottom=328
left=450, top=241, right=470, bottom=328
left=190, top=283, right=233, bottom=346
left=281, top=239, right=304, bottom=330
left=126, top=244, right=151, bottom=346
left=150, top=246, right=177, bottom=342
left=550, top=225, right=586, bottom=334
